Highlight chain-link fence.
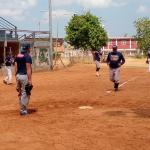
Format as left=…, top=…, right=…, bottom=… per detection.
left=30, top=48, right=95, bottom=71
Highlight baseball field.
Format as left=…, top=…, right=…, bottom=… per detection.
left=0, top=58, right=150, bottom=150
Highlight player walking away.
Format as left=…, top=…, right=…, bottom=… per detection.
left=92, top=49, right=103, bottom=76
left=106, top=45, right=125, bottom=91
left=15, top=44, right=33, bottom=115
left=146, top=50, right=150, bottom=72
left=3, top=52, right=13, bottom=85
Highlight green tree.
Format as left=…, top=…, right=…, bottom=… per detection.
left=134, top=17, right=150, bottom=54
left=65, top=12, right=108, bottom=51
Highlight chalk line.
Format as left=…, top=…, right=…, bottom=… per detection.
left=106, top=76, right=138, bottom=93
left=119, top=76, right=138, bottom=87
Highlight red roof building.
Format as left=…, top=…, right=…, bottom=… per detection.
left=103, top=37, right=138, bottom=55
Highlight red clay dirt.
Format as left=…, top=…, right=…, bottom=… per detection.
left=0, top=64, right=150, bottom=150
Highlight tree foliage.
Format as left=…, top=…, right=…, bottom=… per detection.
left=134, top=17, right=150, bottom=54
left=65, top=12, right=108, bottom=51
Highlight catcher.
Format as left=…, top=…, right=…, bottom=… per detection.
left=15, top=43, right=33, bottom=115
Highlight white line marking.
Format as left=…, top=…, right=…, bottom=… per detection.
left=79, top=106, right=93, bottom=110
left=119, top=81, right=128, bottom=87
left=119, top=77, right=138, bottom=87
left=106, top=76, right=138, bottom=93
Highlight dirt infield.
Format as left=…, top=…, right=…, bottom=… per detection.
left=0, top=63, right=150, bottom=150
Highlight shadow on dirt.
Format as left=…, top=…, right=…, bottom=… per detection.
left=103, top=111, right=126, bottom=117
left=28, top=108, right=38, bottom=114
left=132, top=108, right=150, bottom=118
left=103, top=108, right=150, bottom=118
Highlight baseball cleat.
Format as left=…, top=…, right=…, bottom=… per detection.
left=20, top=109, right=28, bottom=116
left=96, top=72, right=100, bottom=76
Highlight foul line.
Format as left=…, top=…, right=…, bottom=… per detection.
left=119, top=76, right=138, bottom=87
left=106, top=76, right=138, bottom=93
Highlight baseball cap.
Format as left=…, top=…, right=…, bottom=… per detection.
left=112, top=45, right=117, bottom=50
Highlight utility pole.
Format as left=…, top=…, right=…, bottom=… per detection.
left=38, top=21, right=40, bottom=38
left=3, top=30, right=7, bottom=63
left=48, top=0, right=53, bottom=70
left=56, top=20, right=58, bottom=52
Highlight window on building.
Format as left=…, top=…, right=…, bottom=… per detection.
left=122, top=40, right=126, bottom=45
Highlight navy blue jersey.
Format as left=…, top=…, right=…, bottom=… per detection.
left=94, top=51, right=102, bottom=61
left=15, top=53, right=32, bottom=75
left=106, top=51, right=125, bottom=68
left=5, top=55, right=13, bottom=66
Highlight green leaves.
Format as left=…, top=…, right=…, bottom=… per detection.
left=134, top=17, right=150, bottom=54
left=65, top=12, right=108, bottom=51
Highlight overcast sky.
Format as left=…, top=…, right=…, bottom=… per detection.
left=0, top=0, right=150, bottom=38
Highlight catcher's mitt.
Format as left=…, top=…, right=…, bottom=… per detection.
left=25, top=83, right=33, bottom=95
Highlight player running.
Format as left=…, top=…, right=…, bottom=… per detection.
left=106, top=45, right=125, bottom=91
left=92, top=49, right=103, bottom=76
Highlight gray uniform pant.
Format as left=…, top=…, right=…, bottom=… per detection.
left=4, top=66, right=12, bottom=84
left=16, top=74, right=29, bottom=110
left=95, top=60, right=100, bottom=69
left=109, top=67, right=120, bottom=83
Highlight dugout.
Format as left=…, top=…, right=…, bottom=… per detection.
left=0, top=41, right=19, bottom=65
left=0, top=17, right=19, bottom=66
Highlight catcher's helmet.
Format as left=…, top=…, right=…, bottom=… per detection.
left=20, top=43, right=31, bottom=53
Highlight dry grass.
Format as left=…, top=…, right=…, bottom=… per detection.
left=124, top=57, right=147, bottom=67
